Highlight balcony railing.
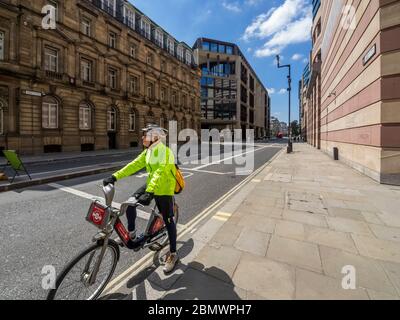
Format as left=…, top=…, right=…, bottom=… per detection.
left=87, top=0, right=198, bottom=69
left=45, top=70, right=63, bottom=80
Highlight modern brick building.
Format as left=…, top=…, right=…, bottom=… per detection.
left=193, top=38, right=270, bottom=140
left=0, top=0, right=201, bottom=155
left=300, top=0, right=400, bottom=185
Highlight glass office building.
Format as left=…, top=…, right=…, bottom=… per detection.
left=193, top=38, right=270, bottom=139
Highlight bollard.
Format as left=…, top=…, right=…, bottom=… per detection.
left=333, top=147, right=339, bottom=160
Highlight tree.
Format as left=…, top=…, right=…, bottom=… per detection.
left=291, top=120, right=300, bottom=137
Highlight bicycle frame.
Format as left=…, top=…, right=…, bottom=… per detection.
left=85, top=185, right=170, bottom=286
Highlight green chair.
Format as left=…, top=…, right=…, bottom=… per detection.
left=2, top=150, right=32, bottom=183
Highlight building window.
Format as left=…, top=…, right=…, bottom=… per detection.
left=129, top=109, right=136, bottom=132
left=48, top=0, right=59, bottom=21
left=108, top=67, right=118, bottom=89
left=81, top=18, right=91, bottom=36
left=202, top=41, right=210, bottom=51
left=177, top=46, right=184, bottom=61
left=108, top=32, right=117, bottom=48
left=130, top=75, right=139, bottom=94
left=172, top=91, right=177, bottom=106
left=161, top=61, right=166, bottom=73
left=81, top=58, right=92, bottom=83
left=147, top=53, right=153, bottom=66
left=146, top=81, right=154, bottom=99
left=226, top=46, right=233, bottom=55
left=141, top=18, right=151, bottom=39
left=42, top=97, right=58, bottom=129
left=107, top=107, right=116, bottom=131
left=191, top=97, right=195, bottom=111
left=155, top=29, right=163, bottom=47
left=186, top=51, right=192, bottom=65
left=172, top=66, right=177, bottom=78
left=210, top=42, right=218, bottom=52
left=44, top=47, right=59, bottom=72
left=160, top=115, right=166, bottom=128
left=130, top=43, right=137, bottom=59
left=79, top=102, right=92, bottom=130
left=103, top=0, right=116, bottom=16
left=161, top=87, right=167, bottom=102
left=0, top=31, right=4, bottom=61
left=124, top=7, right=135, bottom=29
left=167, top=38, right=175, bottom=55
left=182, top=94, right=187, bottom=108
left=0, top=101, right=3, bottom=135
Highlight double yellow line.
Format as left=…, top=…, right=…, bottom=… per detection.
left=102, top=147, right=285, bottom=296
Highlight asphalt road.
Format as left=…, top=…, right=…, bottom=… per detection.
left=0, top=141, right=284, bottom=300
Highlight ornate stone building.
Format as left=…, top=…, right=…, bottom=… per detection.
left=0, top=0, right=201, bottom=154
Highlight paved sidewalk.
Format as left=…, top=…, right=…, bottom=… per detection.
left=107, top=143, right=400, bottom=300
left=0, top=148, right=141, bottom=192
left=0, top=148, right=140, bottom=166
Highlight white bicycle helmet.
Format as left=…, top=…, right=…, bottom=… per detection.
left=142, top=124, right=168, bottom=140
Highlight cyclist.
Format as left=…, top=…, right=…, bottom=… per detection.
left=103, top=124, right=179, bottom=274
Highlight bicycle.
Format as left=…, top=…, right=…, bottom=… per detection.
left=46, top=184, right=179, bottom=300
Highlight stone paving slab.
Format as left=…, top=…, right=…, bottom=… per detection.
left=267, top=235, right=322, bottom=273
left=111, top=144, right=400, bottom=300
left=319, top=246, right=397, bottom=295
left=232, top=253, right=296, bottom=300
left=352, top=235, right=400, bottom=264
left=295, top=268, right=370, bottom=300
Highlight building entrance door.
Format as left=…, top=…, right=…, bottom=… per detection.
left=108, top=132, right=117, bottom=150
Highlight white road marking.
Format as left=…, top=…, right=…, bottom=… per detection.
left=102, top=148, right=285, bottom=295
left=180, top=168, right=234, bottom=175
left=48, top=183, right=151, bottom=220
left=192, top=145, right=269, bottom=170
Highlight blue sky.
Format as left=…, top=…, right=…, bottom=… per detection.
left=130, top=0, right=313, bottom=123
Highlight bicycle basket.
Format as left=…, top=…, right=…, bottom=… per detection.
left=86, top=201, right=110, bottom=229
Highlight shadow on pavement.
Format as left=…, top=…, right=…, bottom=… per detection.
left=102, top=238, right=242, bottom=301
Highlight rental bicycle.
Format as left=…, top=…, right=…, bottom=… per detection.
left=46, top=184, right=179, bottom=300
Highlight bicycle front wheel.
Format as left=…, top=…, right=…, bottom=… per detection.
left=47, top=241, right=119, bottom=300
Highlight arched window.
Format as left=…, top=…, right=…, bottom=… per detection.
left=42, top=96, right=58, bottom=129
left=0, top=100, right=3, bottom=135
left=79, top=102, right=92, bottom=130
left=129, top=108, right=136, bottom=132
left=107, top=107, right=117, bottom=131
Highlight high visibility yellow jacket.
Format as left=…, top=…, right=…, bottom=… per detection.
left=113, top=142, right=177, bottom=196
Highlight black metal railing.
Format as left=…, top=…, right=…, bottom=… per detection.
left=87, top=0, right=198, bottom=69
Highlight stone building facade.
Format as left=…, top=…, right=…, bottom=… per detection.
left=0, top=0, right=201, bottom=155
left=300, top=0, right=400, bottom=185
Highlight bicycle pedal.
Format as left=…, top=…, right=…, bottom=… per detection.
left=149, top=242, right=163, bottom=252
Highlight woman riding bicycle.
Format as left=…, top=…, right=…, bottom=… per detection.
left=103, top=124, right=179, bottom=274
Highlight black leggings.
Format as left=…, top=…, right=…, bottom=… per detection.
left=126, top=193, right=177, bottom=254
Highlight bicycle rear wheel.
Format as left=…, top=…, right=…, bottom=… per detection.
left=47, top=240, right=119, bottom=300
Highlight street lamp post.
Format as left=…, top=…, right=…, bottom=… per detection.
left=276, top=55, right=293, bottom=153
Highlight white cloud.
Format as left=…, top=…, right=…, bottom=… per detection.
left=222, top=1, right=241, bottom=13
left=278, top=88, right=288, bottom=94
left=244, top=0, right=312, bottom=57
left=302, top=57, right=309, bottom=63
left=245, top=0, right=262, bottom=6
left=292, top=53, right=303, bottom=61
left=267, top=87, right=276, bottom=94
